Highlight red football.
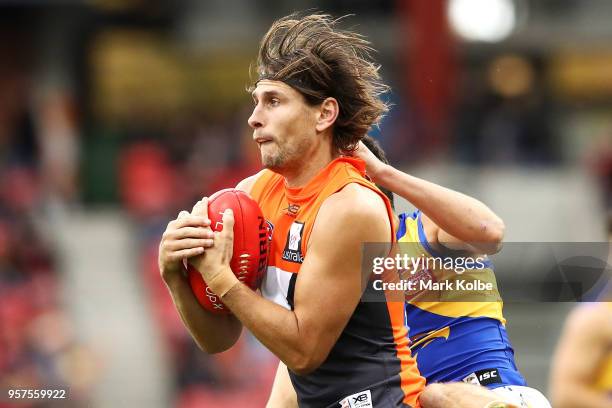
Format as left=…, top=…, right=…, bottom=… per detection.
left=187, top=188, right=268, bottom=313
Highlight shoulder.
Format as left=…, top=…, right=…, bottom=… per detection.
left=235, top=169, right=268, bottom=195
left=327, top=182, right=386, bottom=209
left=323, top=182, right=386, bottom=217
left=314, top=183, right=390, bottom=240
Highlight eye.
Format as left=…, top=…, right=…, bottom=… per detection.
left=269, top=98, right=280, bottom=107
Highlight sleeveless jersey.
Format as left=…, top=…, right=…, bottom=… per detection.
left=398, top=210, right=526, bottom=389
left=250, top=157, right=425, bottom=408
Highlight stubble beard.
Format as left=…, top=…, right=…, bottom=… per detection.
left=261, top=138, right=310, bottom=173
left=261, top=142, right=287, bottom=170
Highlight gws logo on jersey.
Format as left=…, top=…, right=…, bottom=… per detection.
left=339, top=389, right=372, bottom=408
left=282, top=221, right=304, bottom=264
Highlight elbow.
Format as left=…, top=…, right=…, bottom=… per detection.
left=479, top=219, right=505, bottom=254
left=195, top=340, right=232, bottom=355
left=193, top=315, right=242, bottom=354
left=286, top=351, right=325, bottom=376
left=193, top=327, right=241, bottom=354
left=288, top=361, right=319, bottom=376
left=489, top=223, right=505, bottom=254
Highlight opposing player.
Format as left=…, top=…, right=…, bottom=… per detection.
left=357, top=136, right=551, bottom=407
left=550, top=219, right=612, bottom=408
left=266, top=136, right=550, bottom=407
left=550, top=302, right=612, bottom=408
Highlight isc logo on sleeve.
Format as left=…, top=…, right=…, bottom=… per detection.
left=339, top=389, right=372, bottom=408
left=463, top=368, right=502, bottom=386
left=282, top=221, right=305, bottom=263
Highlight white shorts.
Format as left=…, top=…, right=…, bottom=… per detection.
left=491, top=385, right=551, bottom=408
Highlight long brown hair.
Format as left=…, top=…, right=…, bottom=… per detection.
left=252, top=12, right=390, bottom=152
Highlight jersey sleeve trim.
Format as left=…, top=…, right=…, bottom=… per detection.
left=416, top=210, right=494, bottom=269
left=396, top=212, right=408, bottom=241
left=416, top=210, right=443, bottom=259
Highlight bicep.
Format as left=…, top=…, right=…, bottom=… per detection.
left=422, top=212, right=479, bottom=253
left=292, top=189, right=390, bottom=361
left=292, top=229, right=363, bottom=349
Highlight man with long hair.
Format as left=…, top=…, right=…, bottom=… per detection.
left=159, top=13, right=518, bottom=408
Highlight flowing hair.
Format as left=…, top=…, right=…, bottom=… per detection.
left=251, top=12, right=390, bottom=152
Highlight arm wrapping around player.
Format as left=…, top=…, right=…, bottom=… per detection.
left=356, top=142, right=505, bottom=254
left=197, top=184, right=390, bottom=375
left=266, top=361, right=298, bottom=408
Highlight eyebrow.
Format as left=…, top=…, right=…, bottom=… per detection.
left=251, top=89, right=283, bottom=101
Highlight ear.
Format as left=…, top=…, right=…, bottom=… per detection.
left=315, top=97, right=339, bottom=133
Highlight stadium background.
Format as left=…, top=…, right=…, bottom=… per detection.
left=0, top=0, right=610, bottom=406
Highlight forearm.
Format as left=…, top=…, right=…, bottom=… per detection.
left=420, top=383, right=518, bottom=408
left=266, top=361, right=298, bottom=408
left=220, top=279, right=316, bottom=374
left=164, top=273, right=242, bottom=353
left=374, top=164, right=505, bottom=249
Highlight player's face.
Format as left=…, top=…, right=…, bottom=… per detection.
left=248, top=80, right=319, bottom=172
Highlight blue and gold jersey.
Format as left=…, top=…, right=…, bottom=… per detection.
left=398, top=210, right=526, bottom=389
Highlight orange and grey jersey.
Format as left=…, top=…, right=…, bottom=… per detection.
left=250, top=157, right=425, bottom=408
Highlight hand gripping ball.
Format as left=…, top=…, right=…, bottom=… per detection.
left=187, top=189, right=268, bottom=313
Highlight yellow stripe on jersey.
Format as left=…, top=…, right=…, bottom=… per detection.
left=398, top=211, right=506, bottom=325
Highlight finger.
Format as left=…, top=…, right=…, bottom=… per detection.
left=168, top=227, right=214, bottom=240
left=191, top=199, right=203, bottom=214
left=168, top=247, right=205, bottom=261
left=220, top=209, right=234, bottom=237
left=172, top=215, right=211, bottom=229
left=167, top=238, right=214, bottom=251
left=192, top=197, right=209, bottom=218
left=178, top=210, right=190, bottom=219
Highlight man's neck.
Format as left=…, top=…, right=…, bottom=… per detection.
left=284, top=144, right=338, bottom=188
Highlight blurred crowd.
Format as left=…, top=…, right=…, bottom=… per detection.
left=0, top=23, right=93, bottom=408
left=1, top=1, right=611, bottom=407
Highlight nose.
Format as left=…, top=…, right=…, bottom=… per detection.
left=248, top=105, right=263, bottom=129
